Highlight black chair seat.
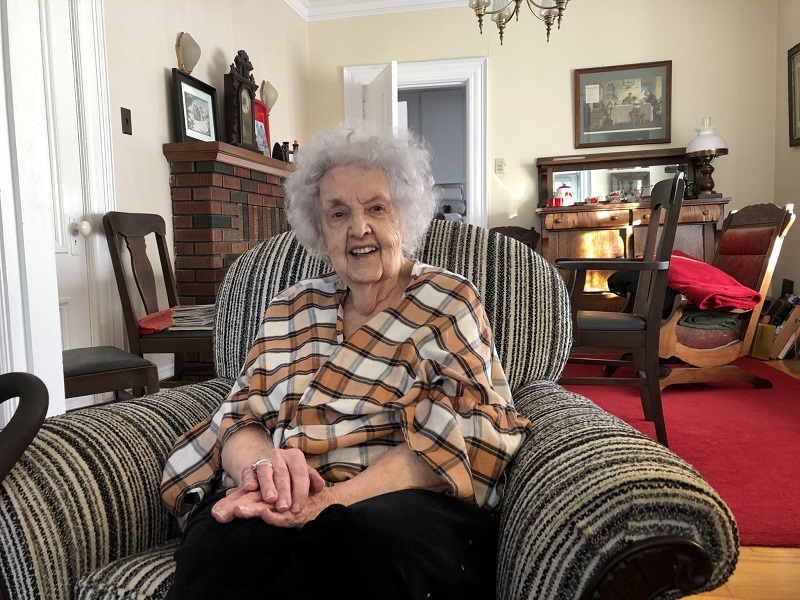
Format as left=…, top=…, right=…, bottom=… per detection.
left=63, top=346, right=153, bottom=376
left=578, top=311, right=646, bottom=331
left=62, top=347, right=159, bottom=401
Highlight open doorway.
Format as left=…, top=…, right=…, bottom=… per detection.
left=399, top=86, right=467, bottom=221
left=343, top=58, right=487, bottom=228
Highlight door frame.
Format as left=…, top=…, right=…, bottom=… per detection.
left=0, top=0, right=117, bottom=421
left=343, top=57, right=487, bottom=228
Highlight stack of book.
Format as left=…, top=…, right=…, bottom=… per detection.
left=762, top=295, right=800, bottom=359
left=169, top=304, right=215, bottom=331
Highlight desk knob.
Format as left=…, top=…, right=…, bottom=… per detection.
left=702, top=210, right=709, bottom=216
left=554, top=218, right=562, bottom=224
left=610, top=215, right=619, bottom=221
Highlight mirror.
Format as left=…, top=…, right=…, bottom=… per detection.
left=537, top=148, right=696, bottom=207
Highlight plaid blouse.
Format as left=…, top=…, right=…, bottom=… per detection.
left=160, top=263, right=532, bottom=517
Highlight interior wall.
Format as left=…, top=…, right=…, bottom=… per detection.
left=773, top=0, right=800, bottom=297
left=307, top=1, right=777, bottom=235
left=104, top=0, right=310, bottom=230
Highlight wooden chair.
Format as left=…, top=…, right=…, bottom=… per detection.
left=103, top=212, right=214, bottom=386
left=658, top=203, right=796, bottom=390
left=556, top=173, right=686, bottom=446
left=63, top=346, right=159, bottom=402
left=0, top=372, right=48, bottom=482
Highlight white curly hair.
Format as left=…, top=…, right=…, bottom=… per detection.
left=284, top=123, right=438, bottom=259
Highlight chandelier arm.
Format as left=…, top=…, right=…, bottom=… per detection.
left=482, top=0, right=515, bottom=16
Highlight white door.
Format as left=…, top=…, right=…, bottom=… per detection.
left=344, top=61, right=398, bottom=128
left=47, top=0, right=94, bottom=355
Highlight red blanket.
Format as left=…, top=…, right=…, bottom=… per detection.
left=668, top=250, right=761, bottom=310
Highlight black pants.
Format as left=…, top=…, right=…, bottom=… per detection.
left=166, top=489, right=498, bottom=600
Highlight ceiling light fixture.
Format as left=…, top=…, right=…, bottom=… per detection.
left=470, top=0, right=569, bottom=44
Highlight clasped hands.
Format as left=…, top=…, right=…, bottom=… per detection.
left=212, top=447, right=328, bottom=528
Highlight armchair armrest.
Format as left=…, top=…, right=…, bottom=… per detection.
left=555, top=257, right=669, bottom=272
left=0, top=378, right=232, bottom=600
left=497, top=380, right=738, bottom=600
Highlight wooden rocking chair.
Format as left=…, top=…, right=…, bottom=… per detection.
left=658, top=203, right=795, bottom=390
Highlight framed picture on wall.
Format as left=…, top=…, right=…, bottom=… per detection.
left=789, top=42, right=800, bottom=147
left=171, top=68, right=219, bottom=143
left=573, top=60, right=671, bottom=149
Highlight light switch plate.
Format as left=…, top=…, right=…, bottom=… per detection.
left=494, top=158, right=505, bottom=174
left=121, top=107, right=132, bottom=135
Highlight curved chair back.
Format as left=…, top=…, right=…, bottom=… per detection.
left=214, top=219, right=572, bottom=392
left=0, top=372, right=48, bottom=483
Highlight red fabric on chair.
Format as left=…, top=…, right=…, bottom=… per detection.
left=138, top=307, right=175, bottom=334
left=667, top=250, right=762, bottom=310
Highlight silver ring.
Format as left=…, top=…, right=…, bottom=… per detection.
left=251, top=458, right=273, bottom=473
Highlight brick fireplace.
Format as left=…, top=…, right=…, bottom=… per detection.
left=163, top=141, right=293, bottom=306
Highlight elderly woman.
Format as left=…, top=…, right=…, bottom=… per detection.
left=161, top=125, right=531, bottom=599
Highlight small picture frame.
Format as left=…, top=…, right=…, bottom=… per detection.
left=573, top=60, right=671, bottom=149
left=789, top=42, right=800, bottom=147
left=171, top=68, right=219, bottom=143
left=254, top=98, right=271, bottom=157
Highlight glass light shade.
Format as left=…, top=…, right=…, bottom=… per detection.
left=175, top=32, right=201, bottom=75
left=260, top=80, right=279, bottom=112
left=686, top=117, right=728, bottom=154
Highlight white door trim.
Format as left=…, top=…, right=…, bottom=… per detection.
left=343, top=57, right=488, bottom=228
left=0, top=0, right=118, bottom=423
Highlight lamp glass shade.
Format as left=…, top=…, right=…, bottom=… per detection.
left=261, top=80, right=279, bottom=112
left=176, top=32, right=201, bottom=75
left=686, top=117, right=728, bottom=154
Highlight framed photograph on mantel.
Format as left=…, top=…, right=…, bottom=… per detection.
left=171, top=68, right=219, bottom=143
left=573, top=60, right=671, bottom=149
left=789, top=42, right=800, bottom=147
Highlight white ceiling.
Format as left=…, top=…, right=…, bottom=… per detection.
left=284, top=0, right=465, bottom=21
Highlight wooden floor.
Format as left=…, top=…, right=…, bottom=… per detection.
left=688, top=357, right=800, bottom=600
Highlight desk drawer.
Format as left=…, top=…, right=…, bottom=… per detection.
left=545, top=210, right=627, bottom=230
left=632, top=204, right=722, bottom=226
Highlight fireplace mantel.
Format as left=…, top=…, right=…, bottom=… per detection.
left=162, top=141, right=293, bottom=178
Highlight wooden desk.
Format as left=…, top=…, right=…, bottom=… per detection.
left=536, top=197, right=729, bottom=293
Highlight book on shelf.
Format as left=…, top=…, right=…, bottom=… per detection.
left=169, top=304, right=214, bottom=331
left=770, top=304, right=800, bottom=359
left=776, top=330, right=798, bottom=360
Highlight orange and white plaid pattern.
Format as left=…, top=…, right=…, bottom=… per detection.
left=161, top=263, right=531, bottom=516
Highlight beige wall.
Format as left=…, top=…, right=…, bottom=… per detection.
left=307, top=1, right=779, bottom=239
left=104, top=0, right=310, bottom=222
left=774, top=0, right=800, bottom=297
left=104, top=0, right=797, bottom=294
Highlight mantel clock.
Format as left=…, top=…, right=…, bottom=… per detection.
left=224, top=50, right=259, bottom=152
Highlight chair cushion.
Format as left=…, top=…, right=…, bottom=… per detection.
left=63, top=346, right=153, bottom=377
left=578, top=310, right=646, bottom=331
left=713, top=226, right=774, bottom=290
left=676, top=325, right=742, bottom=349
left=75, top=540, right=178, bottom=600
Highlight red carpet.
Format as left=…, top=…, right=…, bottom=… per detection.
left=562, top=357, right=800, bottom=547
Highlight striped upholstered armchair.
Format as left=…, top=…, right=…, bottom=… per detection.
left=0, top=220, right=737, bottom=600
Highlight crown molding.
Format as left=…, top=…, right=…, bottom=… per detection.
left=285, top=0, right=465, bottom=22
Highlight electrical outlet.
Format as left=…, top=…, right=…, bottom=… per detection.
left=494, top=158, right=506, bottom=174
left=121, top=107, right=132, bottom=135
